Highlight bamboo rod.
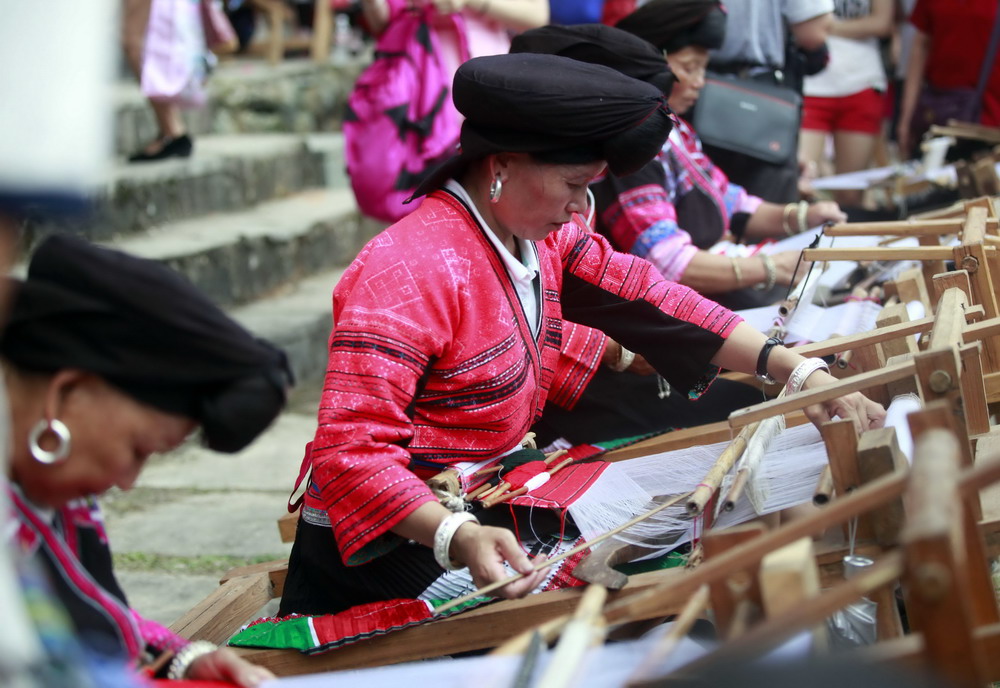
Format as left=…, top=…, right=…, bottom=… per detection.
left=721, top=469, right=751, bottom=512
left=812, top=466, right=834, bottom=505
left=686, top=422, right=760, bottom=515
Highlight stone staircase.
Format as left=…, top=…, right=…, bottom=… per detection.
left=80, top=56, right=385, bottom=625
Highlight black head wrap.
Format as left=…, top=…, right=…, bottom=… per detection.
left=0, top=234, right=293, bottom=453
left=616, top=0, right=727, bottom=54
left=509, top=24, right=676, bottom=98
left=410, top=53, right=673, bottom=198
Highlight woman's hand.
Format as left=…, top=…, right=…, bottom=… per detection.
left=801, top=370, right=886, bottom=433
left=771, top=250, right=804, bottom=287
left=806, top=201, right=847, bottom=227
left=187, top=648, right=275, bottom=688
left=603, top=339, right=656, bottom=375
left=450, top=521, right=548, bottom=598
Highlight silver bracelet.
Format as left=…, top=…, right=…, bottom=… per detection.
left=785, top=357, right=830, bottom=395
left=610, top=344, right=635, bottom=372
left=433, top=511, right=478, bottom=571
left=729, top=257, right=743, bottom=286
left=167, top=640, right=217, bottom=680
left=753, top=254, right=777, bottom=291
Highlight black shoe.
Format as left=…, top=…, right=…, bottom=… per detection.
left=128, top=134, right=193, bottom=163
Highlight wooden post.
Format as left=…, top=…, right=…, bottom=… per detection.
left=900, top=428, right=985, bottom=687
left=856, top=428, right=907, bottom=548
left=759, top=538, right=826, bottom=649
left=701, top=523, right=766, bottom=640
left=310, top=0, right=333, bottom=62
left=821, top=419, right=874, bottom=542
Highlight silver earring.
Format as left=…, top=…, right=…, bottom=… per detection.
left=489, top=174, right=503, bottom=204
left=28, top=418, right=71, bottom=465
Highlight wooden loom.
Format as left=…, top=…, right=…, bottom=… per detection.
left=169, top=287, right=995, bottom=677
left=497, top=329, right=1000, bottom=687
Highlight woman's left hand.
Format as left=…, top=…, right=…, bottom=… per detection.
left=801, top=371, right=886, bottom=433
left=806, top=201, right=847, bottom=227
left=188, top=648, right=275, bottom=688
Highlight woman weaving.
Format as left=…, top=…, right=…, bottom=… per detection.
left=278, top=53, right=885, bottom=617
left=599, top=0, right=847, bottom=311
left=4, top=235, right=290, bottom=685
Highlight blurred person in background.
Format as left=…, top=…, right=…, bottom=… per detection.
left=121, top=0, right=197, bottom=162
left=360, top=0, right=549, bottom=78
left=693, top=0, right=835, bottom=203
left=799, top=0, right=894, bottom=209
left=897, top=0, right=1000, bottom=161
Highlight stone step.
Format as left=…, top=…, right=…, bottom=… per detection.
left=107, top=186, right=366, bottom=308
left=229, top=247, right=382, bottom=385
left=114, top=55, right=367, bottom=158
left=29, top=132, right=343, bottom=243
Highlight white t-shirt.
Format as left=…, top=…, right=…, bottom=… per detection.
left=804, top=0, right=888, bottom=96
left=712, top=0, right=835, bottom=71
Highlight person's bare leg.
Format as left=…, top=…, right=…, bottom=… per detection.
left=122, top=0, right=188, bottom=157
left=798, top=129, right=829, bottom=182
left=832, top=130, right=879, bottom=208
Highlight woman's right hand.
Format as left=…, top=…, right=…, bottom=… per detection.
left=449, top=521, right=548, bottom=598
left=771, top=250, right=804, bottom=287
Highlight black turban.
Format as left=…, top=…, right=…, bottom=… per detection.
left=616, top=0, right=727, bottom=54
left=0, top=234, right=293, bottom=453
left=411, top=53, right=673, bottom=198
left=510, top=24, right=676, bottom=98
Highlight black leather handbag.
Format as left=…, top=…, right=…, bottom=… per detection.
left=692, top=72, right=802, bottom=165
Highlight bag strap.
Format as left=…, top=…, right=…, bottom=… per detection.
left=972, top=2, right=1000, bottom=122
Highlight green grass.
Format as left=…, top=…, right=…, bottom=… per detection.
left=112, top=552, right=286, bottom=577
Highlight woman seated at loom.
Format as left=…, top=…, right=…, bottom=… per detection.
left=566, top=2, right=846, bottom=311
left=3, top=235, right=291, bottom=686
left=277, top=53, right=885, bottom=618
left=511, top=22, right=793, bottom=447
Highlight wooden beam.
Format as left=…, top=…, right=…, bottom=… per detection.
left=823, top=218, right=969, bottom=237
left=729, top=360, right=917, bottom=429
left=171, top=573, right=274, bottom=646
left=231, top=568, right=691, bottom=676
left=803, top=246, right=968, bottom=262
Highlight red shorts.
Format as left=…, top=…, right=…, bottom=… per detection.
left=801, top=88, right=884, bottom=135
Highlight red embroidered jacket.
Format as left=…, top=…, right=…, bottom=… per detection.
left=303, top=190, right=742, bottom=563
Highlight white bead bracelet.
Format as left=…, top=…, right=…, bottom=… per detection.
left=433, top=511, right=478, bottom=571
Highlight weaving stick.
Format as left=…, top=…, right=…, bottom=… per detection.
left=686, top=421, right=760, bottom=515
left=627, top=585, right=710, bottom=684
left=432, top=491, right=692, bottom=615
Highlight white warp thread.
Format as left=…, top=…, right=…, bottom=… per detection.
left=569, top=424, right=828, bottom=557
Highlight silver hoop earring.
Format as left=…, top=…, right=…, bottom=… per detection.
left=489, top=174, right=503, bottom=204
left=28, top=418, right=71, bottom=465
